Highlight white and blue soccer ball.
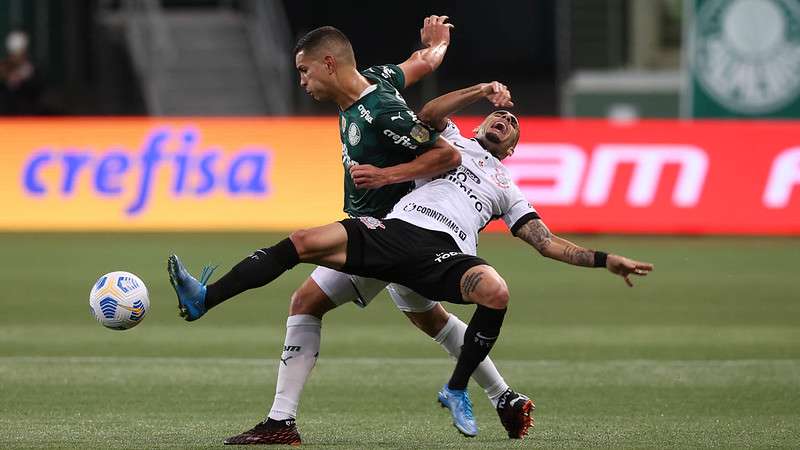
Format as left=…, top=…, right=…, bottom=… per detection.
left=89, top=271, right=150, bottom=330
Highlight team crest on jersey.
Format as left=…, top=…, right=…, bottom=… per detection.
left=492, top=169, right=510, bottom=189
left=410, top=124, right=430, bottom=143
left=348, top=123, right=361, bottom=146
left=359, top=217, right=385, bottom=230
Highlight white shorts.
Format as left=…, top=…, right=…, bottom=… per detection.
left=310, top=266, right=437, bottom=313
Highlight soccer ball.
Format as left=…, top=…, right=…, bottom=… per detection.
left=89, top=271, right=150, bottom=330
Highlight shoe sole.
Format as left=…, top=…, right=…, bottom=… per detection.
left=437, top=397, right=477, bottom=438
left=508, top=399, right=535, bottom=439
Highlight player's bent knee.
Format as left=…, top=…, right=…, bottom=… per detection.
left=481, top=279, right=510, bottom=310
left=288, top=278, right=336, bottom=318
left=484, top=285, right=509, bottom=309
left=404, top=304, right=449, bottom=337
left=288, top=229, right=311, bottom=256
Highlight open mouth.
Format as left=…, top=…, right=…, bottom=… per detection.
left=491, top=121, right=507, bottom=134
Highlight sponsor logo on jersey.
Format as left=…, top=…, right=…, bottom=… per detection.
left=357, top=104, right=374, bottom=124
left=694, top=0, right=800, bottom=114
left=400, top=202, right=467, bottom=241
left=383, top=129, right=418, bottom=150
left=341, top=116, right=346, bottom=133
left=359, top=216, right=385, bottom=229
left=342, top=144, right=358, bottom=169
left=380, top=65, right=396, bottom=80
left=348, top=123, right=361, bottom=146
left=410, top=124, right=431, bottom=143
left=434, top=251, right=460, bottom=263
left=390, top=113, right=404, bottom=121
left=283, top=345, right=301, bottom=352
left=433, top=168, right=485, bottom=212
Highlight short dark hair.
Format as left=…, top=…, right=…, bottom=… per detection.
left=293, top=26, right=355, bottom=64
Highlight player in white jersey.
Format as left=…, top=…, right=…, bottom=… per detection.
left=168, top=82, right=654, bottom=439
left=387, top=117, right=534, bottom=257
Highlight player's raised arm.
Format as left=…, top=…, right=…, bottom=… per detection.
left=513, top=218, right=654, bottom=287
left=350, top=136, right=459, bottom=189
left=419, top=81, right=513, bottom=131
left=397, top=15, right=453, bottom=88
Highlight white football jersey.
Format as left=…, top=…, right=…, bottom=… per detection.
left=386, top=120, right=539, bottom=255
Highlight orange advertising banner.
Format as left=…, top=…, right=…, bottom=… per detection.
left=1, top=117, right=799, bottom=234
left=0, top=118, right=344, bottom=230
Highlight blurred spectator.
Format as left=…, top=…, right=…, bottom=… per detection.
left=0, top=30, right=44, bottom=115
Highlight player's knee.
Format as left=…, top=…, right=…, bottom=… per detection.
left=481, top=280, right=509, bottom=309
left=288, top=229, right=311, bottom=256
left=404, top=305, right=449, bottom=337
left=289, top=287, right=332, bottom=318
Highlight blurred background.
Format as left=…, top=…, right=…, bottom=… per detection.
left=4, top=0, right=796, bottom=119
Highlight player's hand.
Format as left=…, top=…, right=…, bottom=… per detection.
left=606, top=254, right=654, bottom=287
left=420, top=15, right=454, bottom=47
left=479, top=81, right=514, bottom=108
left=350, top=164, right=391, bottom=190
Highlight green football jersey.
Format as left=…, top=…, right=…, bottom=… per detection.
left=339, top=64, right=440, bottom=218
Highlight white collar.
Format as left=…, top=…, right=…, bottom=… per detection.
left=358, top=83, right=377, bottom=99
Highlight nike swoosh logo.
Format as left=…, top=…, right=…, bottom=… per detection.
left=475, top=332, right=498, bottom=341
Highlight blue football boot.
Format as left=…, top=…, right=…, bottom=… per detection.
left=437, top=384, right=478, bottom=437
left=167, top=254, right=216, bottom=321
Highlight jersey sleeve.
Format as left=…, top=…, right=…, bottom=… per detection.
left=365, top=64, right=406, bottom=90
left=502, top=181, right=540, bottom=236
left=375, top=110, right=441, bottom=156
left=440, top=119, right=462, bottom=141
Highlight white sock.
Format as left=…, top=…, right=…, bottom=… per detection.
left=268, top=314, right=321, bottom=420
left=433, top=313, right=509, bottom=407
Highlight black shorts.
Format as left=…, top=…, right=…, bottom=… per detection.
left=339, top=217, right=488, bottom=304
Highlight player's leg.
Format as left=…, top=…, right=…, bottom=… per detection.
left=447, top=264, right=509, bottom=392
left=433, top=263, right=509, bottom=437
left=167, top=222, right=348, bottom=321
left=388, top=285, right=510, bottom=402
left=269, top=267, right=392, bottom=422
left=225, top=269, right=389, bottom=445
left=225, top=275, right=335, bottom=445
left=389, top=284, right=534, bottom=438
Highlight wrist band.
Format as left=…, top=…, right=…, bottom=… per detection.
left=593, top=251, right=608, bottom=268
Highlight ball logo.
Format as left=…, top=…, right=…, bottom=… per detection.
left=694, top=0, right=800, bottom=114
left=128, top=299, right=145, bottom=321
left=99, top=297, right=118, bottom=319
left=348, top=123, right=361, bottom=146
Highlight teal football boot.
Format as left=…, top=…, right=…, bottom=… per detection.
left=167, top=254, right=216, bottom=321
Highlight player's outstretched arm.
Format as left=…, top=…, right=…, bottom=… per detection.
left=418, top=81, right=513, bottom=131
left=514, top=219, right=654, bottom=287
left=350, top=136, right=460, bottom=189
left=398, top=15, right=453, bottom=88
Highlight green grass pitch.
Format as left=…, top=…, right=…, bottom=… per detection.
left=1, top=232, right=799, bottom=448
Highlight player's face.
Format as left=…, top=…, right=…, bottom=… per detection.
left=476, top=110, right=520, bottom=160
left=295, top=50, right=332, bottom=101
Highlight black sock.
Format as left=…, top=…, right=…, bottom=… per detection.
left=205, top=238, right=299, bottom=310
left=448, top=304, right=507, bottom=390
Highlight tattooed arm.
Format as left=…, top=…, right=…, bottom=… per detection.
left=514, top=219, right=655, bottom=286
left=514, top=219, right=595, bottom=266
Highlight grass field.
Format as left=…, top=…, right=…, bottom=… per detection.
left=1, top=232, right=799, bottom=448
